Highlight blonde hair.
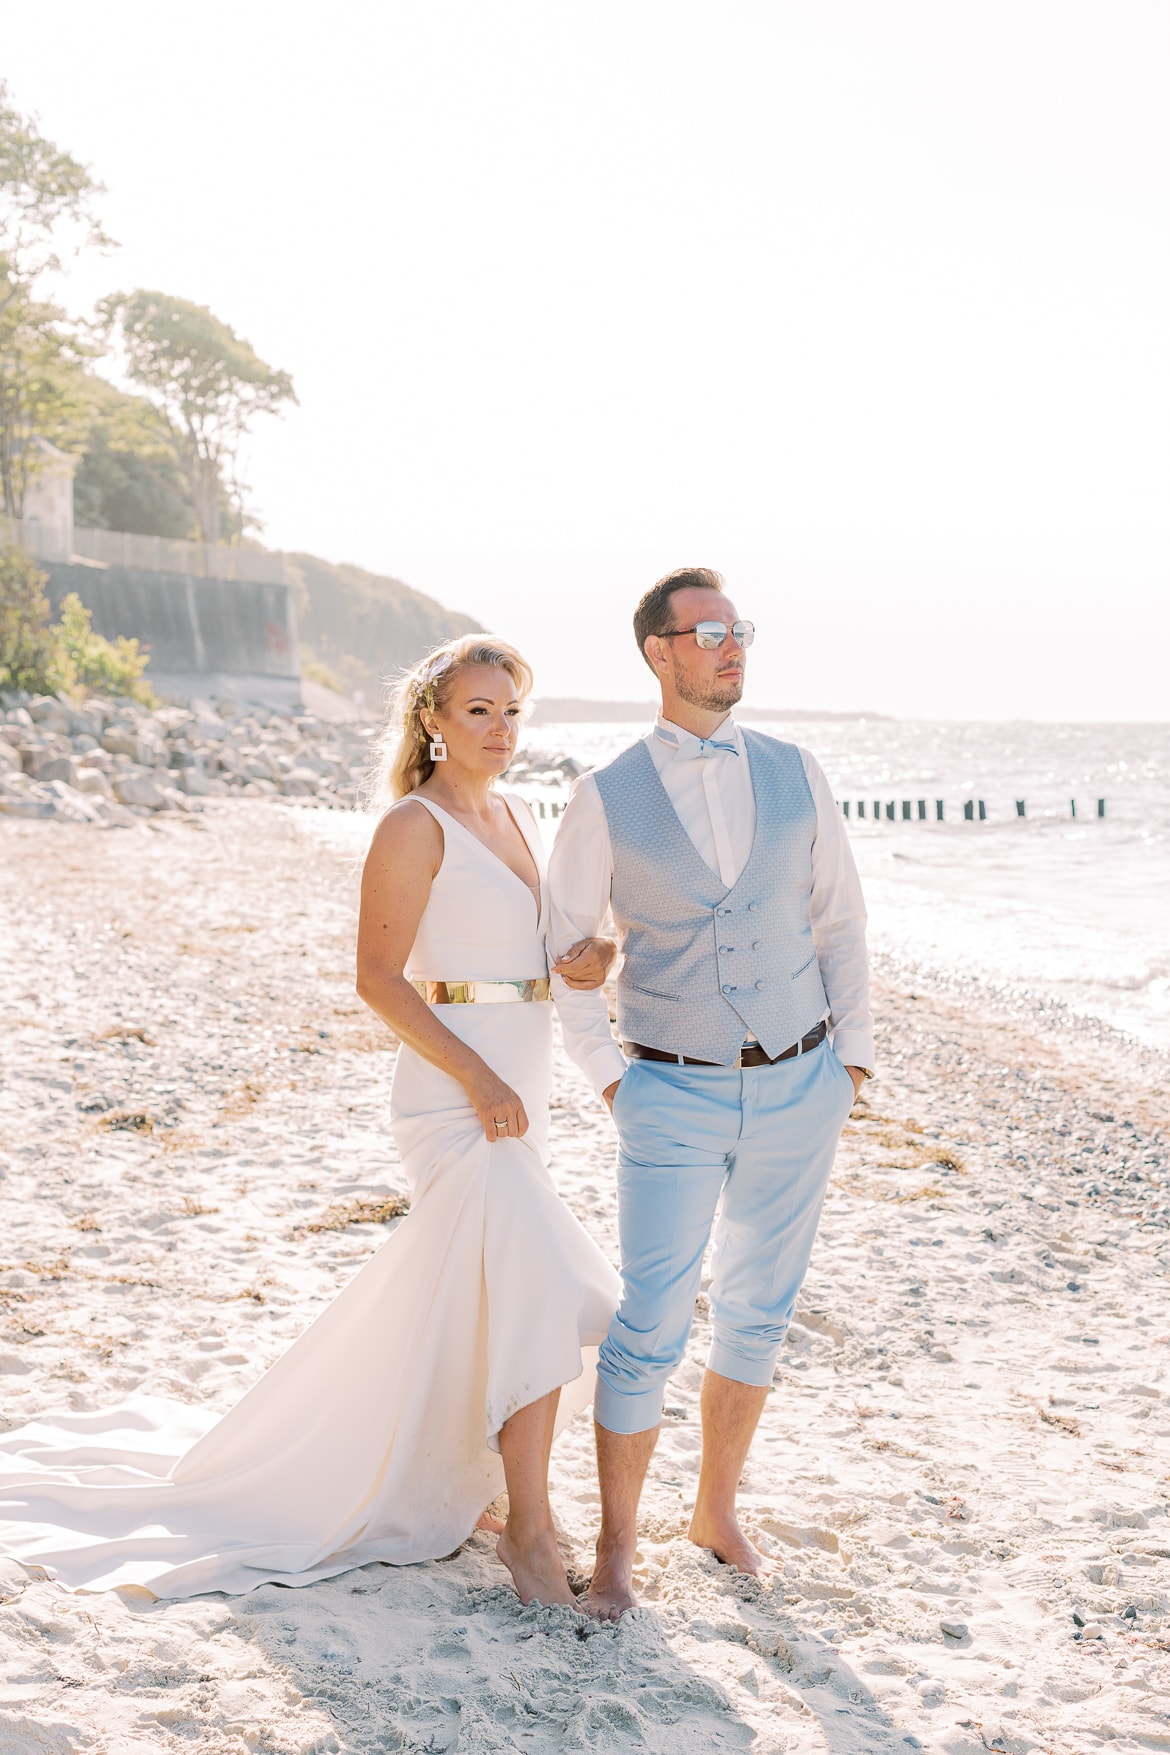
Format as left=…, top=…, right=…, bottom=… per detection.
left=371, top=635, right=535, bottom=803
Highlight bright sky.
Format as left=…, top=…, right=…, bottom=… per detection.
left=6, top=2, right=1168, bottom=718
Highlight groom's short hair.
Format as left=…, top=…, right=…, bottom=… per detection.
left=634, top=567, right=726, bottom=671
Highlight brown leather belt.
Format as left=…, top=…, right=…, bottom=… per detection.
left=623, top=1018, right=828, bottom=1070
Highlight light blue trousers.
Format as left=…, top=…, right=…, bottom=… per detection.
left=594, top=1037, right=856, bottom=1435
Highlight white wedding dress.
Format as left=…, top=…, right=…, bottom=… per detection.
left=0, top=792, right=620, bottom=1597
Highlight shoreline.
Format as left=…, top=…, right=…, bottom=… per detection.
left=0, top=805, right=1167, bottom=1755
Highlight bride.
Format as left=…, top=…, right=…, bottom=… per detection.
left=0, top=636, right=621, bottom=1607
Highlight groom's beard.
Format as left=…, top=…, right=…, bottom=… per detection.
left=672, top=665, right=745, bottom=715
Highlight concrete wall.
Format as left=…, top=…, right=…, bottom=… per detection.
left=44, top=561, right=302, bottom=709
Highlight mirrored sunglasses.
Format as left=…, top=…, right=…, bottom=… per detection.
left=662, top=620, right=755, bottom=651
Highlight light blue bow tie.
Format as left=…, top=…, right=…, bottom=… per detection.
left=655, top=726, right=740, bottom=760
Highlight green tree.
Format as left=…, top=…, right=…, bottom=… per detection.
left=100, top=290, right=295, bottom=545
left=72, top=380, right=194, bottom=538
left=0, top=82, right=109, bottom=516
left=0, top=78, right=111, bottom=316
left=0, top=541, right=60, bottom=690
left=0, top=288, right=94, bottom=516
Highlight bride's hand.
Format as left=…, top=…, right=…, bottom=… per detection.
left=553, top=936, right=618, bottom=991
left=466, top=1068, right=529, bottom=1142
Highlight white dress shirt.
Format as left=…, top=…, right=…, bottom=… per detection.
left=548, top=712, right=876, bottom=1097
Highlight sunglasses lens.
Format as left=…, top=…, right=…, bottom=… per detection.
left=691, top=621, right=755, bottom=649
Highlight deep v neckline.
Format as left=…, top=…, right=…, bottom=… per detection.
left=418, top=794, right=544, bottom=930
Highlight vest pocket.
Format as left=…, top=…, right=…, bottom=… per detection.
left=624, top=982, right=681, bottom=1002
left=791, top=952, right=817, bottom=979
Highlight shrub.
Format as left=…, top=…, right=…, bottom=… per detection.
left=0, top=544, right=62, bottom=693
left=0, top=549, right=154, bottom=703
left=54, top=593, right=154, bottom=705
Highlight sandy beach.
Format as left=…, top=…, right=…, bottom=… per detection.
left=0, top=803, right=1167, bottom=1755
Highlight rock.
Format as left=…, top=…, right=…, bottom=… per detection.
left=171, top=764, right=214, bottom=796
left=1079, top=1622, right=1106, bottom=1640
left=113, top=770, right=170, bottom=810
left=281, top=767, right=323, bottom=796
left=0, top=743, right=19, bottom=772
left=940, top=1619, right=968, bottom=1640
left=26, top=696, right=74, bottom=735
left=31, top=755, right=77, bottom=786
left=2, top=707, right=33, bottom=729
left=102, top=727, right=151, bottom=763
left=42, top=780, right=103, bottom=822
left=74, top=766, right=114, bottom=797
left=91, top=798, right=140, bottom=828
left=0, top=795, right=56, bottom=819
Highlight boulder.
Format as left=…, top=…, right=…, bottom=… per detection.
left=42, top=780, right=103, bottom=822
left=27, top=697, right=74, bottom=735
left=0, top=743, right=20, bottom=773
left=28, top=696, right=100, bottom=738
left=281, top=768, right=322, bottom=796
left=74, top=767, right=114, bottom=798
left=171, top=765, right=214, bottom=796
left=0, top=795, right=56, bottom=819
left=94, top=799, right=140, bottom=827
left=113, top=770, right=170, bottom=810
left=31, top=756, right=77, bottom=787
left=102, top=728, right=151, bottom=764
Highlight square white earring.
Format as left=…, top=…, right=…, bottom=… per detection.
left=429, top=738, right=447, bottom=762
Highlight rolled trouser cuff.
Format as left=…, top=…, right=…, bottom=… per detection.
left=593, top=1374, right=665, bottom=1435
left=707, top=1335, right=782, bottom=1389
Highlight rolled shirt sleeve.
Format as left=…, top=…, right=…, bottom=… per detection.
left=800, top=747, right=876, bottom=1072
left=546, top=774, right=629, bottom=1099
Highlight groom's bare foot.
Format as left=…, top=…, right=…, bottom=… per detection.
left=581, top=1545, right=639, bottom=1621
left=496, top=1525, right=580, bottom=1610
left=475, top=1509, right=506, bottom=1535
left=688, top=1509, right=774, bottom=1578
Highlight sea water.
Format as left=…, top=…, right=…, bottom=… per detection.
left=518, top=719, right=1170, bottom=1053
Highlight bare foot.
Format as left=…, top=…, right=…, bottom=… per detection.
left=496, top=1524, right=580, bottom=1609
left=475, top=1509, right=506, bottom=1535
left=580, top=1546, right=640, bottom=1621
left=688, top=1510, right=774, bottom=1577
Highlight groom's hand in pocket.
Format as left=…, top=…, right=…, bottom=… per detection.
left=602, top=1079, right=621, bottom=1114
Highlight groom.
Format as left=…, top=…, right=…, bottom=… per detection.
left=549, top=566, right=874, bottom=1618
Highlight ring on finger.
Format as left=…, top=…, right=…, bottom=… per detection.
left=493, top=1117, right=508, bottom=1132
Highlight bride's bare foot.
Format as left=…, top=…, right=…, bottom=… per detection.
left=496, top=1524, right=580, bottom=1609
left=475, top=1509, right=506, bottom=1535
left=688, top=1508, right=774, bottom=1578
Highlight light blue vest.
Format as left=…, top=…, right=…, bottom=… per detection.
left=593, top=730, right=829, bottom=1065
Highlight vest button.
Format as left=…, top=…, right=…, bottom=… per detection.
left=752, top=941, right=761, bottom=951
left=719, top=946, right=733, bottom=954
left=755, top=980, right=765, bottom=990
left=748, top=902, right=759, bottom=912
left=721, top=984, right=733, bottom=994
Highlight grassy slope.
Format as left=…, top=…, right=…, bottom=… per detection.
left=285, top=552, right=482, bottom=700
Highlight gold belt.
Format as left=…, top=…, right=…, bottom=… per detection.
left=411, top=978, right=551, bottom=1005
